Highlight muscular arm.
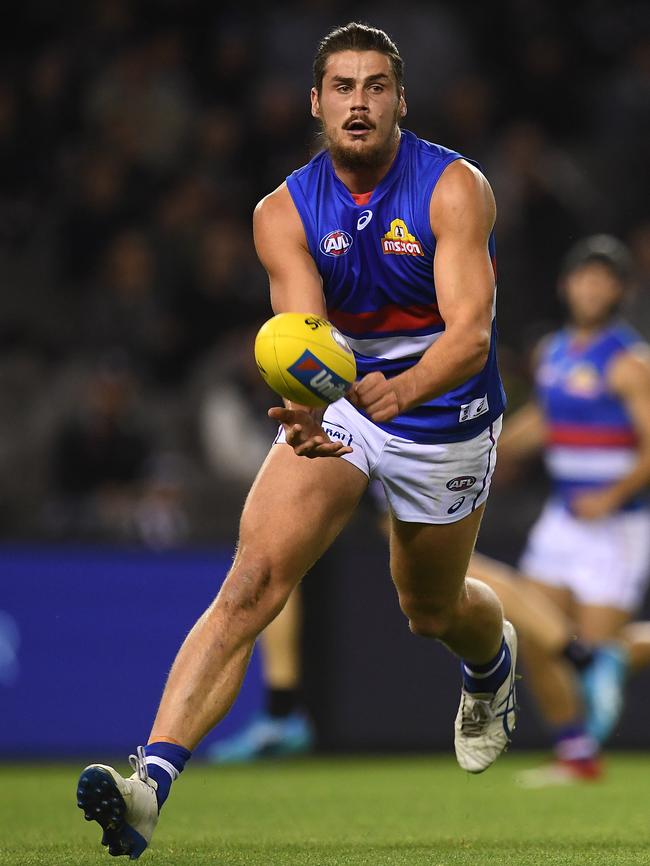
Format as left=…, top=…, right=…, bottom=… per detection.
left=397, top=160, right=496, bottom=409
left=253, top=183, right=326, bottom=318
left=497, top=401, right=546, bottom=462
left=600, top=348, right=650, bottom=506
left=354, top=161, right=497, bottom=421
left=253, top=183, right=351, bottom=457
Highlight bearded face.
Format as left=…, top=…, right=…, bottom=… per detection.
left=311, top=50, right=406, bottom=174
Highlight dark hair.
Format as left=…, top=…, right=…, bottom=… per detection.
left=313, top=22, right=404, bottom=93
left=560, top=234, right=633, bottom=286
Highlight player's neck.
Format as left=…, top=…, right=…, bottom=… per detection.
left=330, top=134, right=401, bottom=195
left=569, top=320, right=611, bottom=344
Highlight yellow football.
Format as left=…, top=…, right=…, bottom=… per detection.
left=254, top=312, right=357, bottom=407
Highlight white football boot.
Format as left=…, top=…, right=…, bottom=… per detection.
left=454, top=619, right=518, bottom=774
left=77, top=746, right=158, bottom=859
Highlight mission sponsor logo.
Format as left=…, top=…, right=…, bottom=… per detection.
left=320, top=229, right=353, bottom=257
left=381, top=218, right=424, bottom=256
left=287, top=349, right=350, bottom=402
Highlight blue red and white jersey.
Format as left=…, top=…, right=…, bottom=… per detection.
left=536, top=322, right=647, bottom=511
left=285, top=128, right=505, bottom=444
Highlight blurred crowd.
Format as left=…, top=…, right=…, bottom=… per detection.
left=0, top=0, right=648, bottom=544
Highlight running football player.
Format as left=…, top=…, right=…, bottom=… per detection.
left=77, top=22, right=517, bottom=857
left=501, top=236, right=650, bottom=785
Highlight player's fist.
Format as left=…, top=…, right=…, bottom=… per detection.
left=349, top=372, right=402, bottom=422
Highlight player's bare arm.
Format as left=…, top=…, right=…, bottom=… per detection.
left=572, top=348, right=650, bottom=519
left=497, top=401, right=546, bottom=459
left=253, top=184, right=352, bottom=458
left=352, top=160, right=496, bottom=422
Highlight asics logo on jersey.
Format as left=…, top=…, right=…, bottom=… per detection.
left=356, top=210, right=373, bottom=231
left=381, top=218, right=423, bottom=256
left=320, top=229, right=353, bottom=257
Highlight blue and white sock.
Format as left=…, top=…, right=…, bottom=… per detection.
left=143, top=742, right=191, bottom=811
left=461, top=637, right=511, bottom=695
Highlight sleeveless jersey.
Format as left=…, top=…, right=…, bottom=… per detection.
left=286, top=129, right=505, bottom=444
left=536, top=322, right=647, bottom=511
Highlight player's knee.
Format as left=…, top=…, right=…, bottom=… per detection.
left=214, top=552, right=294, bottom=625
left=407, top=614, right=452, bottom=639
left=400, top=595, right=456, bottom=639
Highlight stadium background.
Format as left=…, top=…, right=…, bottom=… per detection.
left=1, top=0, right=649, bottom=761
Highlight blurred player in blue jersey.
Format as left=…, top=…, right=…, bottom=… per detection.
left=497, top=235, right=650, bottom=786
left=77, top=22, right=517, bottom=858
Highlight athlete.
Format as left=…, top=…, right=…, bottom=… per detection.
left=77, top=23, right=517, bottom=858
left=499, top=235, right=650, bottom=785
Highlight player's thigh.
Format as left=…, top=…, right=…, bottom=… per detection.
left=238, top=442, right=368, bottom=581
left=389, top=503, right=485, bottom=607
left=576, top=604, right=631, bottom=643
left=523, top=577, right=576, bottom=620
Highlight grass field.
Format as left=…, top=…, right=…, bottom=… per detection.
left=1, top=754, right=648, bottom=865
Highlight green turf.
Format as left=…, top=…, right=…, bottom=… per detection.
left=0, top=754, right=648, bottom=865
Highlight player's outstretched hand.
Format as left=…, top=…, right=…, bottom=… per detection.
left=268, top=407, right=353, bottom=458
left=349, top=372, right=403, bottom=422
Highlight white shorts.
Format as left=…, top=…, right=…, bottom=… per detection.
left=274, top=398, right=501, bottom=525
left=519, top=499, right=650, bottom=612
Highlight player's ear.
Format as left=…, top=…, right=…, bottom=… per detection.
left=398, top=88, right=407, bottom=119
left=310, top=87, right=321, bottom=119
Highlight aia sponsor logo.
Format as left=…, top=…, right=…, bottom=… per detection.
left=446, top=476, right=476, bottom=492
left=320, top=229, right=353, bottom=257
left=381, top=218, right=423, bottom=256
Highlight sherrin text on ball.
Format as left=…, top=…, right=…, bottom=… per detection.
left=254, top=312, right=357, bottom=407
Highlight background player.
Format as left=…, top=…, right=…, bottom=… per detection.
left=77, top=22, right=517, bottom=858
left=498, top=235, right=650, bottom=785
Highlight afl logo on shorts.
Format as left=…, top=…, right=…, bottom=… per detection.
left=320, top=229, right=353, bottom=257
left=446, top=476, right=476, bottom=492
